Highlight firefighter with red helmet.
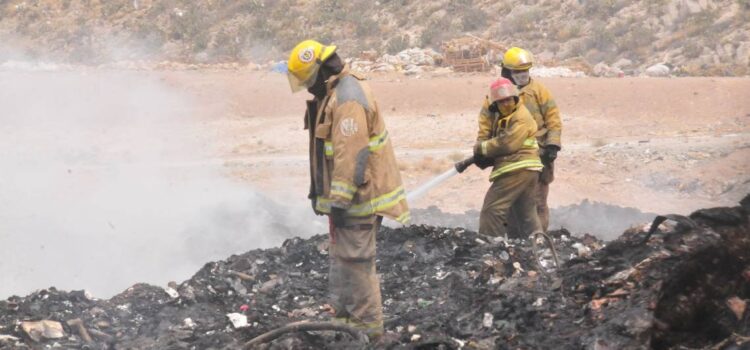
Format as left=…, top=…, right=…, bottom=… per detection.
left=474, top=77, right=544, bottom=238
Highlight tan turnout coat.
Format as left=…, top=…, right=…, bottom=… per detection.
left=306, top=66, right=409, bottom=223
left=475, top=98, right=544, bottom=181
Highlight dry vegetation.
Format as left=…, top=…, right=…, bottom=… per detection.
left=0, top=0, right=749, bottom=75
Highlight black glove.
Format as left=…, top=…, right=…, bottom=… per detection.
left=542, top=145, right=560, bottom=162
left=473, top=142, right=494, bottom=170
left=330, top=207, right=347, bottom=228
left=475, top=154, right=494, bottom=169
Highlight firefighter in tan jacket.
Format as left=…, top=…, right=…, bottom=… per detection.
left=474, top=78, right=544, bottom=238
left=501, top=47, right=562, bottom=232
left=286, top=40, right=409, bottom=339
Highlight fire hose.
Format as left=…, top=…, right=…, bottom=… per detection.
left=244, top=321, right=368, bottom=348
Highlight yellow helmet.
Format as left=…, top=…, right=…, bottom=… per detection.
left=502, top=47, right=533, bottom=70
left=286, top=40, right=337, bottom=93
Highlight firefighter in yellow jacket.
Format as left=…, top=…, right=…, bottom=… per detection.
left=501, top=47, right=562, bottom=233
left=475, top=77, right=544, bottom=238
left=286, top=40, right=409, bottom=339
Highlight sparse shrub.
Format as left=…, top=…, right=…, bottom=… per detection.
left=563, top=40, right=586, bottom=58
left=213, top=29, right=242, bottom=59
left=356, top=17, right=380, bottom=37
left=557, top=22, right=582, bottom=41
left=101, top=1, right=127, bottom=17
left=461, top=7, right=487, bottom=31
left=192, top=31, right=210, bottom=53
left=582, top=0, right=627, bottom=18
left=684, top=9, right=719, bottom=36
left=319, top=0, right=348, bottom=22
left=646, top=0, right=669, bottom=16
left=503, top=8, right=543, bottom=34
left=617, top=26, right=655, bottom=53
left=586, top=21, right=615, bottom=52
left=386, top=35, right=410, bottom=54
left=420, top=20, right=444, bottom=48
left=682, top=41, right=703, bottom=59
left=610, top=19, right=634, bottom=37
left=738, top=0, right=750, bottom=20
left=134, top=22, right=166, bottom=51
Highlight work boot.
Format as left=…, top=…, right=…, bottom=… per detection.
left=332, top=317, right=384, bottom=344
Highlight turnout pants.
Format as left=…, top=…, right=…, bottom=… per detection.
left=328, top=215, right=384, bottom=337
left=479, top=170, right=542, bottom=238
left=507, top=160, right=553, bottom=237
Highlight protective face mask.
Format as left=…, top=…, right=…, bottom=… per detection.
left=511, top=70, right=530, bottom=86
left=498, top=102, right=516, bottom=117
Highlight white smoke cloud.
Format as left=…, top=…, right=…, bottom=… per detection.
left=0, top=68, right=324, bottom=298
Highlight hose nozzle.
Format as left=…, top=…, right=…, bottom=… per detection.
left=454, top=156, right=475, bottom=173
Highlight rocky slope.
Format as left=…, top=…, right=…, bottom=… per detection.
left=1, top=0, right=749, bottom=75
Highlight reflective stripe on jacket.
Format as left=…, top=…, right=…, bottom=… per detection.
left=476, top=98, right=543, bottom=182
left=519, top=79, right=562, bottom=148
left=308, top=66, right=409, bottom=223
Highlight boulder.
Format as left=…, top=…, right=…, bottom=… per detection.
left=593, top=62, right=623, bottom=77
left=644, top=63, right=671, bottom=77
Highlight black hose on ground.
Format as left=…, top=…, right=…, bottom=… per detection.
left=244, top=321, right=368, bottom=348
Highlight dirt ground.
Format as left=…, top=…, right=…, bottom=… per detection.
left=162, top=70, right=750, bottom=218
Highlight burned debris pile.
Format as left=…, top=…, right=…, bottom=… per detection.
left=1, top=196, right=749, bottom=349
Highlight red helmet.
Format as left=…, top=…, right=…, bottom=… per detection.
left=489, top=78, right=519, bottom=103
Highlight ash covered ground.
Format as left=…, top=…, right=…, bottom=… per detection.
left=1, top=195, right=749, bottom=349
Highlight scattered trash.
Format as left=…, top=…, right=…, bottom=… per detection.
left=226, top=313, right=249, bottom=329
left=270, top=61, right=287, bottom=73
left=20, top=320, right=65, bottom=342
left=0, top=198, right=747, bottom=348
left=482, top=312, right=493, bottom=328
left=183, top=318, right=196, bottom=329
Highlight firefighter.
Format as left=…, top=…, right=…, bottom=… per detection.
left=475, top=77, right=544, bottom=238
left=501, top=47, right=562, bottom=233
left=286, top=40, right=409, bottom=339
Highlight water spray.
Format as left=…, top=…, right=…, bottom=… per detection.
left=405, top=156, right=474, bottom=203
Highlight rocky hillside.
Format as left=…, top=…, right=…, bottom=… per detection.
left=1, top=0, right=749, bottom=75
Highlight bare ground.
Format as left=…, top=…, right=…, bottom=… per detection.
left=160, top=71, right=750, bottom=218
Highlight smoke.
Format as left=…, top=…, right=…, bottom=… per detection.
left=0, top=67, right=324, bottom=299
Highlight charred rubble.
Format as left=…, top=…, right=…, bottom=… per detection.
left=1, top=195, right=748, bottom=350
